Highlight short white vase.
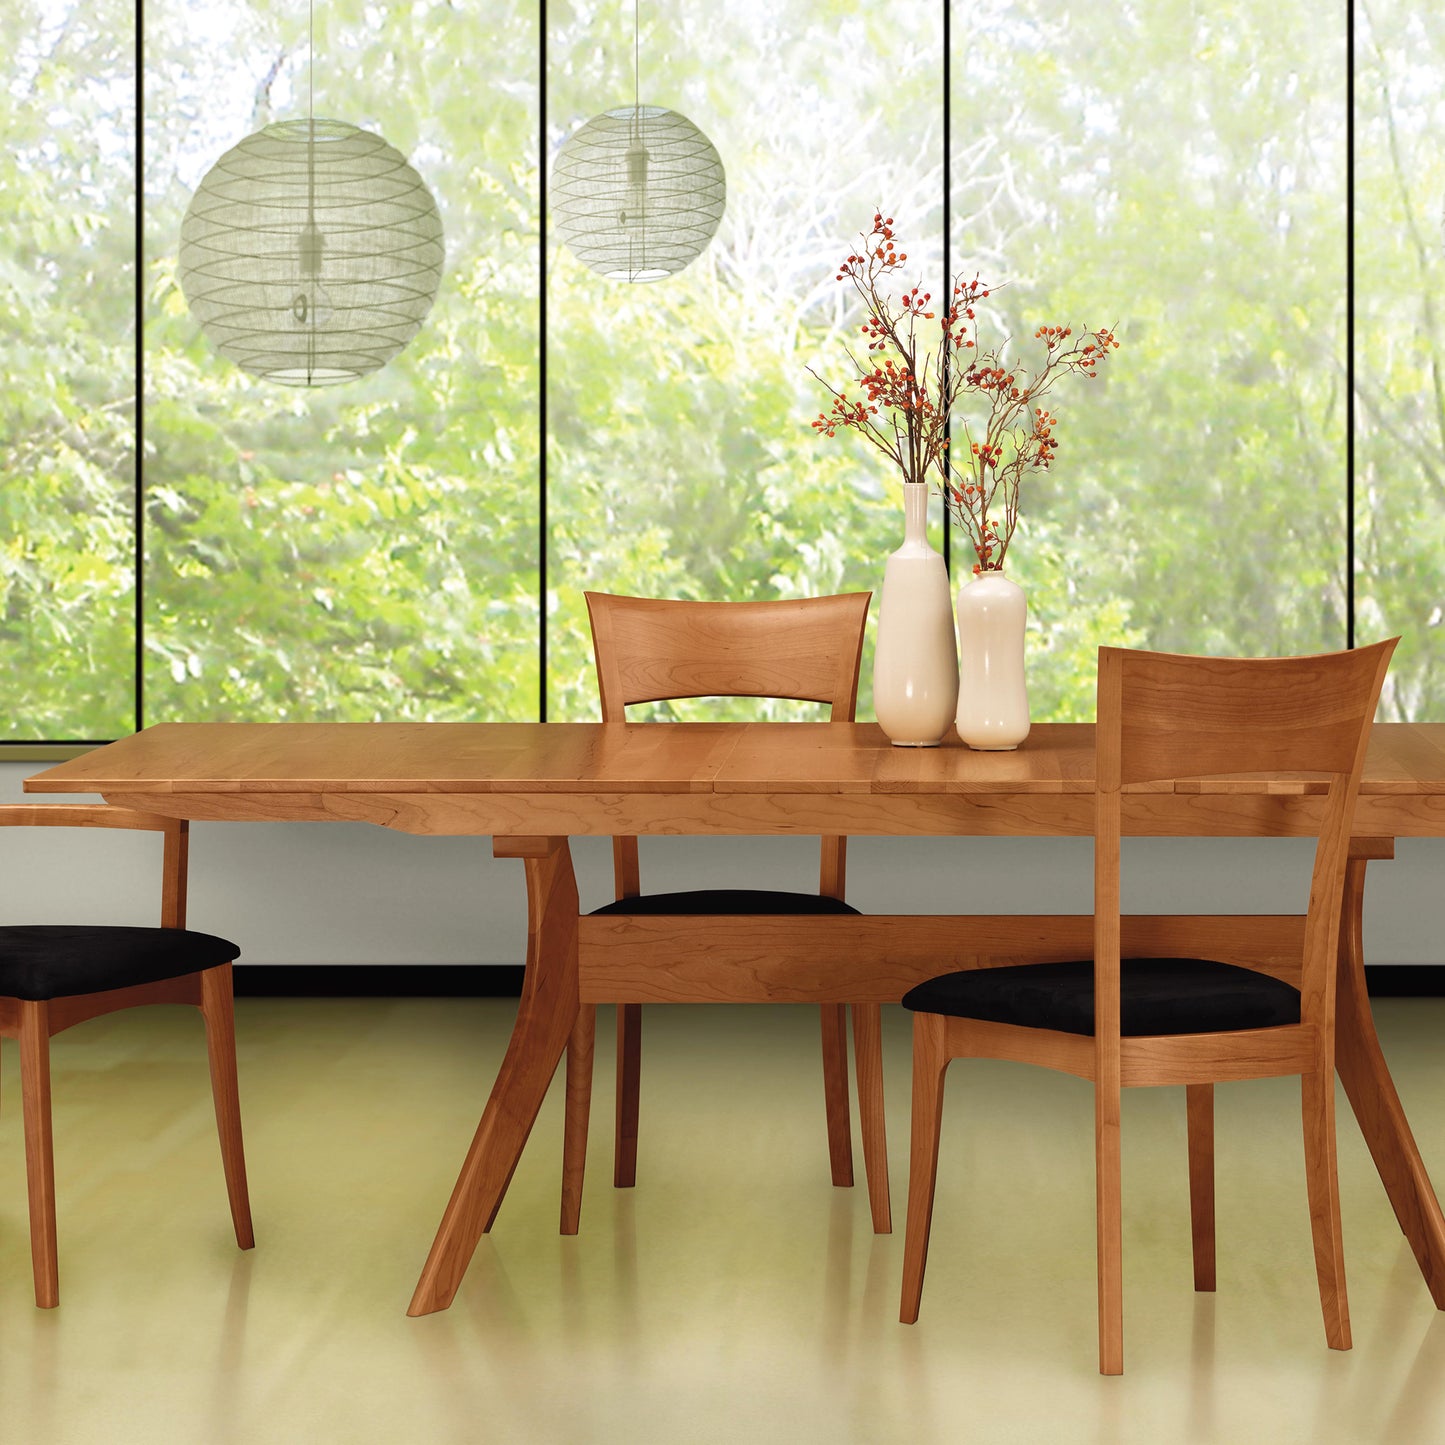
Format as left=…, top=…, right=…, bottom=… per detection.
left=872, top=482, right=959, bottom=746
left=955, top=569, right=1030, bottom=750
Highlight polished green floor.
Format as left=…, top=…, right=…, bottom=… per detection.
left=0, top=997, right=1442, bottom=1444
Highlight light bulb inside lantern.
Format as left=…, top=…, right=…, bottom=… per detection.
left=618, top=140, right=649, bottom=233
left=289, top=219, right=334, bottom=328
left=290, top=284, right=334, bottom=328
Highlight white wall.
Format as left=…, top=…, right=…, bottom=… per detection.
left=2, top=761, right=1440, bottom=969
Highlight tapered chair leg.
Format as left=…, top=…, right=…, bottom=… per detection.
left=820, top=1003, right=854, bottom=1188
left=1096, top=1073, right=1124, bottom=1375
left=19, top=1000, right=59, bottom=1308
left=199, top=964, right=254, bottom=1251
left=1302, top=1068, right=1352, bottom=1350
left=1186, top=1083, right=1216, bottom=1291
left=561, top=1003, right=596, bottom=1233
left=852, top=1002, right=891, bottom=1232
left=900, top=1012, right=949, bottom=1324
left=614, top=1003, right=642, bottom=1188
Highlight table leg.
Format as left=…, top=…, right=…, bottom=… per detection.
left=1334, top=850, right=1445, bottom=1309
left=407, top=835, right=580, bottom=1316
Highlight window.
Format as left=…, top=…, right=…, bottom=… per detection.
left=1, top=0, right=1437, bottom=740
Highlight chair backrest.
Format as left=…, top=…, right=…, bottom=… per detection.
left=585, top=591, right=872, bottom=899
left=1093, top=640, right=1397, bottom=1039
left=0, top=804, right=190, bottom=929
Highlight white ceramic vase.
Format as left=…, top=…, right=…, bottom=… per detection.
left=955, top=569, right=1030, bottom=750
left=872, top=482, right=959, bottom=746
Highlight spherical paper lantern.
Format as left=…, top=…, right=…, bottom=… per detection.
left=178, top=118, right=444, bottom=387
left=550, top=105, right=725, bottom=282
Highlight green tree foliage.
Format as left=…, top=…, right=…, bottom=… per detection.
left=141, top=0, right=541, bottom=722
left=0, top=0, right=136, bottom=737
left=1354, top=0, right=1445, bottom=719
left=4, top=0, right=1440, bottom=736
left=948, top=0, right=1350, bottom=718
left=546, top=0, right=944, bottom=720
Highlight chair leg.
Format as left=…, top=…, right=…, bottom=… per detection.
left=820, top=1003, right=854, bottom=1187
left=614, top=1003, right=642, bottom=1188
left=19, top=1000, right=59, bottom=1308
left=1096, top=1070, right=1124, bottom=1374
left=900, top=1011, right=948, bottom=1324
left=1302, top=1068, right=1351, bottom=1350
left=561, top=1003, right=596, bottom=1234
left=199, top=964, right=254, bottom=1251
left=1186, top=1083, right=1216, bottom=1291
left=851, top=1003, right=891, bottom=1233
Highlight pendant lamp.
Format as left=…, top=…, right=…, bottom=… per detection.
left=550, top=3, right=725, bottom=282
left=177, top=7, right=443, bottom=387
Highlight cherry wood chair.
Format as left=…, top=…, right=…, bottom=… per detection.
left=0, top=804, right=254, bottom=1306
left=563, top=590, right=891, bottom=1233
left=898, top=639, right=1397, bottom=1374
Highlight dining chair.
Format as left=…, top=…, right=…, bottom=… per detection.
left=898, top=638, right=1397, bottom=1373
left=0, top=804, right=254, bottom=1306
left=563, top=590, right=890, bottom=1233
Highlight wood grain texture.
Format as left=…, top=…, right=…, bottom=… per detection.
left=44, top=974, right=202, bottom=1035
left=561, top=1003, right=595, bottom=1234
left=901, top=642, right=1398, bottom=1374
left=19, top=1000, right=58, bottom=1309
left=1334, top=856, right=1445, bottom=1308
left=820, top=1003, right=853, bottom=1188
left=1187, top=1083, right=1216, bottom=1292
left=1303, top=1066, right=1352, bottom=1349
left=852, top=1002, right=891, bottom=1232
left=579, top=913, right=1309, bottom=1004
left=899, top=1011, right=948, bottom=1326
left=200, top=962, right=254, bottom=1251
left=585, top=591, right=871, bottom=714
left=28, top=720, right=1445, bottom=838
left=1118, top=1027, right=1318, bottom=1087
left=23, top=691, right=1445, bottom=1324
left=0, top=803, right=181, bottom=830
left=408, top=837, right=580, bottom=1316
left=613, top=1003, right=641, bottom=1189
left=0, top=805, right=251, bottom=1305
left=576, top=592, right=883, bottom=1228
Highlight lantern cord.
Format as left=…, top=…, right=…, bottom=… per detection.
left=306, top=0, right=317, bottom=380
left=633, top=0, right=639, bottom=117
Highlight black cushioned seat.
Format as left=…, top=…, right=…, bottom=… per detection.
left=902, top=957, right=1301, bottom=1037
left=591, top=889, right=859, bottom=918
left=0, top=925, right=241, bottom=1002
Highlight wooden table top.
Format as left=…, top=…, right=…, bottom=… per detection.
left=24, top=720, right=1445, bottom=798
left=20, top=720, right=1445, bottom=840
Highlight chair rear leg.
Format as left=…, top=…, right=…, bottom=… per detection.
left=561, top=1003, right=596, bottom=1233
left=1186, top=1083, right=1216, bottom=1291
left=199, top=964, right=254, bottom=1250
left=852, top=1002, right=891, bottom=1232
left=819, top=1003, right=854, bottom=1187
left=614, top=1003, right=642, bottom=1188
left=19, top=1000, right=59, bottom=1308
left=1096, top=1071, right=1124, bottom=1374
left=900, top=1012, right=948, bottom=1324
left=1302, top=1068, right=1351, bottom=1349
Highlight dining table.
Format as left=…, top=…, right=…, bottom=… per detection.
left=23, top=718, right=1445, bottom=1317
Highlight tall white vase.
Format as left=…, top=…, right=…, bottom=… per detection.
left=955, top=569, right=1030, bottom=750
left=872, top=482, right=959, bottom=747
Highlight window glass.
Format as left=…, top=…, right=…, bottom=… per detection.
left=951, top=0, right=1348, bottom=721
left=142, top=0, right=540, bottom=722
left=545, top=0, right=944, bottom=721
left=1, top=0, right=136, bottom=739
left=1355, top=0, right=1445, bottom=720
left=11, top=2, right=1437, bottom=738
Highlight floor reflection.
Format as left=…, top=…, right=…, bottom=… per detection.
left=0, top=997, right=1437, bottom=1444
